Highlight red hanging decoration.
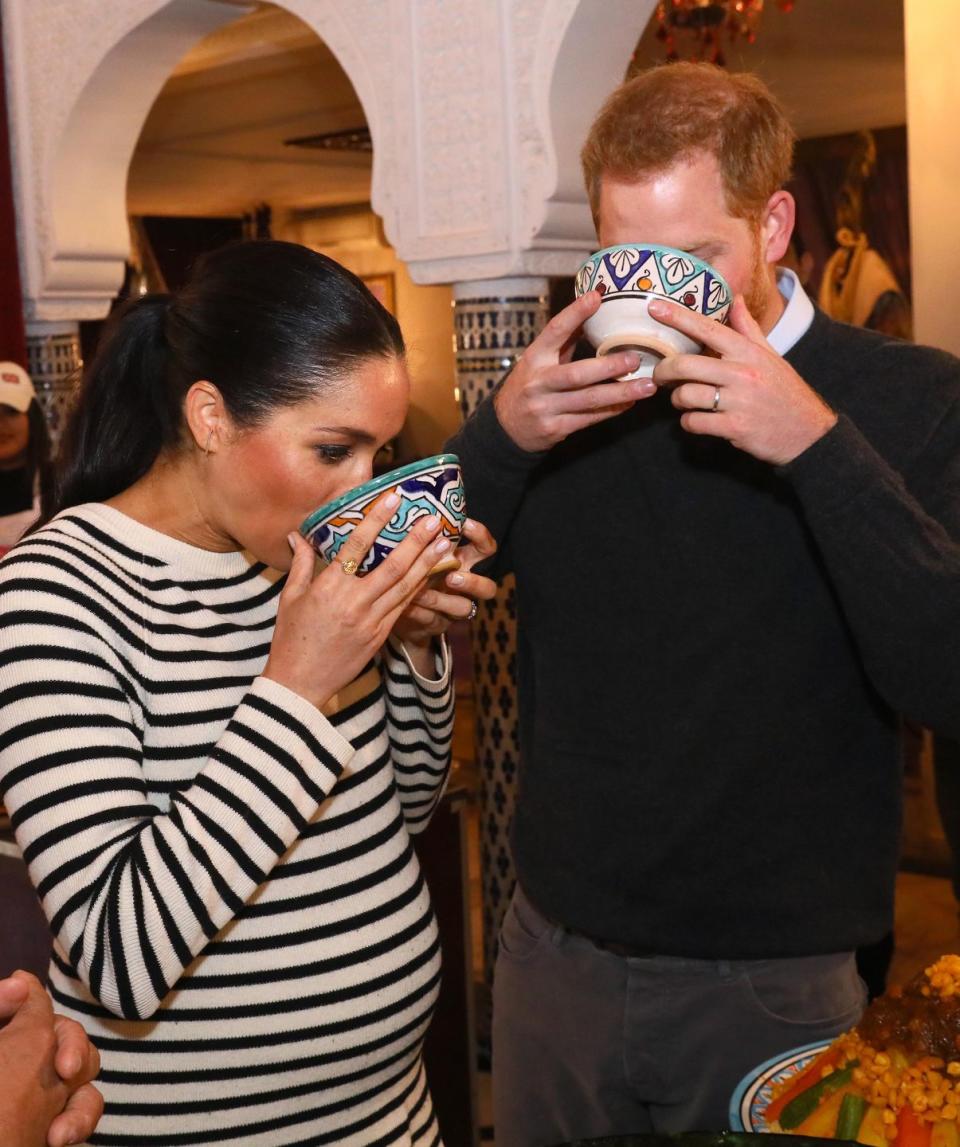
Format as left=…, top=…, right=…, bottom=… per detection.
left=653, top=0, right=795, bottom=66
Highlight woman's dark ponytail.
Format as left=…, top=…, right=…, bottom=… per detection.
left=42, top=295, right=175, bottom=522
left=24, top=399, right=51, bottom=507
left=38, top=240, right=403, bottom=528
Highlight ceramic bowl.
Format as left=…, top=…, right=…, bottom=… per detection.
left=299, top=453, right=466, bottom=576
left=574, top=243, right=733, bottom=379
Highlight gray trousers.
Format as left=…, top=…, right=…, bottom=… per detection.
left=492, top=885, right=867, bottom=1147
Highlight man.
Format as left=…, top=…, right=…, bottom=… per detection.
left=447, top=62, right=960, bottom=1145
left=0, top=971, right=103, bottom=1147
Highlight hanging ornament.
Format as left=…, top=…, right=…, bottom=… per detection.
left=652, top=0, right=796, bottom=66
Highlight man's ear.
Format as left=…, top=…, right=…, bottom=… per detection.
left=183, top=380, right=227, bottom=456
left=760, top=190, right=796, bottom=266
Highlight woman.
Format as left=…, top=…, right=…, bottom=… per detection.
left=0, top=240, right=495, bottom=1145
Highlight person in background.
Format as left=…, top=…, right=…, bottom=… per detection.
left=0, top=362, right=50, bottom=552
left=0, top=970, right=102, bottom=1147
left=0, top=239, right=496, bottom=1146
left=0, top=363, right=54, bottom=982
left=448, top=62, right=960, bottom=1146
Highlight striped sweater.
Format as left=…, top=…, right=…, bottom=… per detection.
left=0, top=504, right=454, bottom=1146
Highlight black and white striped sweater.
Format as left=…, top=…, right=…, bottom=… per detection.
left=0, top=504, right=454, bottom=1146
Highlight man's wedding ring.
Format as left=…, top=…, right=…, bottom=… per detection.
left=340, top=557, right=360, bottom=575
left=711, top=386, right=721, bottom=413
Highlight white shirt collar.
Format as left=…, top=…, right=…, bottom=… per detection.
left=765, top=267, right=815, bottom=356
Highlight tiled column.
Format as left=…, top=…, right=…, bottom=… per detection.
left=26, top=321, right=81, bottom=450
left=453, top=277, right=549, bottom=989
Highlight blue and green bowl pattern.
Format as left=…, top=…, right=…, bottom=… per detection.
left=575, top=242, right=732, bottom=321
left=300, top=453, right=465, bottom=576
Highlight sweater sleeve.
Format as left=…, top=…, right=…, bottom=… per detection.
left=445, top=388, right=546, bottom=579
left=781, top=404, right=960, bottom=737
left=379, top=635, right=454, bottom=834
left=0, top=603, right=356, bottom=1021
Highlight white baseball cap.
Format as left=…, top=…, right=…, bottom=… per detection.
left=0, top=362, right=36, bottom=413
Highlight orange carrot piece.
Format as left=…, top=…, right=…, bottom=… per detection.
left=895, top=1107, right=933, bottom=1147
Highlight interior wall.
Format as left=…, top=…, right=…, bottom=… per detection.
left=277, top=206, right=459, bottom=460
left=904, top=0, right=960, bottom=356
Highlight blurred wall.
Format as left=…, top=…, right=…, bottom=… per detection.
left=277, top=205, right=458, bottom=460
left=905, top=0, right=960, bottom=356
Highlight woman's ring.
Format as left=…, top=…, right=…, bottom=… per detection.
left=340, top=557, right=360, bottom=575
left=466, top=600, right=478, bottom=621
left=711, top=386, right=721, bottom=413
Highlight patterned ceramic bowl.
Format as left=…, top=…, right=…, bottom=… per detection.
left=574, top=242, right=733, bottom=379
left=299, top=453, right=466, bottom=576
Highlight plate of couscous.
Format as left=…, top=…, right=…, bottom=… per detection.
left=730, top=955, right=960, bottom=1145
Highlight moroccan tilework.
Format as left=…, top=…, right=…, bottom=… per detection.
left=26, top=326, right=81, bottom=450
left=454, top=281, right=549, bottom=993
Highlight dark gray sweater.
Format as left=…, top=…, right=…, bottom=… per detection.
left=447, top=307, right=960, bottom=958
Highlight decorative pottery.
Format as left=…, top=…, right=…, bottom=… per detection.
left=300, top=453, right=466, bottom=576
left=729, top=1040, right=831, bottom=1132
left=574, top=242, right=733, bottom=379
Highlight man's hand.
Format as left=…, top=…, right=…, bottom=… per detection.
left=392, top=517, right=499, bottom=657
left=651, top=295, right=838, bottom=465
left=494, top=290, right=657, bottom=453
left=0, top=971, right=103, bottom=1147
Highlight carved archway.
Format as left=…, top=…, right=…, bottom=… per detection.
left=4, top=0, right=384, bottom=320
left=4, top=0, right=655, bottom=316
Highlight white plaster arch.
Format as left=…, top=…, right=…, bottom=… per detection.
left=5, top=0, right=240, bottom=320
left=378, top=0, right=657, bottom=285
left=3, top=0, right=656, bottom=317
left=3, top=0, right=391, bottom=320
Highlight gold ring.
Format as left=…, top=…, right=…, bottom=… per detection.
left=711, top=386, right=721, bottom=413
left=340, top=557, right=360, bottom=575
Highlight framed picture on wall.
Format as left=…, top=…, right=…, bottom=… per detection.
left=362, top=272, right=395, bottom=314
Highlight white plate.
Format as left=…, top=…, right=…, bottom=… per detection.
left=729, top=1041, right=831, bottom=1132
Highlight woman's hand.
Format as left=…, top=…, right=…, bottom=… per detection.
left=391, top=517, right=498, bottom=656
left=263, top=492, right=458, bottom=708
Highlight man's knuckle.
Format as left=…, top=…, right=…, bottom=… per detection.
left=528, top=392, right=548, bottom=418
